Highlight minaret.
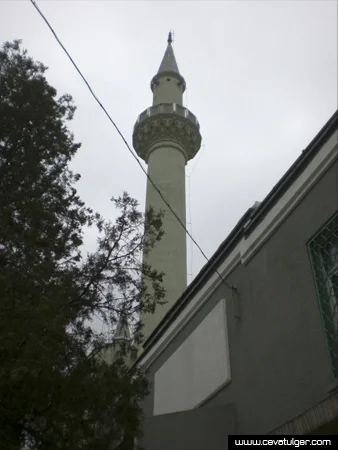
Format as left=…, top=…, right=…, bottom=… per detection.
left=99, top=316, right=136, bottom=366
left=133, top=33, right=202, bottom=341
left=114, top=315, right=131, bottom=344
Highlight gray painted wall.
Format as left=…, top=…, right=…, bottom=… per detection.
left=141, top=159, right=338, bottom=443
left=142, top=403, right=237, bottom=450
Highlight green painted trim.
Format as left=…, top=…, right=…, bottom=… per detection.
left=307, top=211, right=338, bottom=380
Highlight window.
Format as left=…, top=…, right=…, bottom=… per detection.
left=308, top=212, right=338, bottom=378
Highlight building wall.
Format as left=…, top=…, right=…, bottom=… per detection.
left=207, top=159, right=338, bottom=434
left=142, top=403, right=237, bottom=450
left=141, top=157, right=338, bottom=440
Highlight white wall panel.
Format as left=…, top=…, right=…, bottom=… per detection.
left=153, top=298, right=230, bottom=415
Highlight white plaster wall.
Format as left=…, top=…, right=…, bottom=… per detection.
left=153, top=299, right=231, bottom=416
left=142, top=144, right=187, bottom=340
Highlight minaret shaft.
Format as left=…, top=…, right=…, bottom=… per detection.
left=143, top=144, right=187, bottom=339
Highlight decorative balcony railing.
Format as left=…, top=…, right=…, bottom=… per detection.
left=134, top=103, right=200, bottom=130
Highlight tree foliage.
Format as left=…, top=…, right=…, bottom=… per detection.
left=0, top=40, right=164, bottom=450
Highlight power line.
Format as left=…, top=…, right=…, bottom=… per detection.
left=30, top=0, right=238, bottom=294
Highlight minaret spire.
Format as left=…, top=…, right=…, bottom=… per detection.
left=156, top=33, right=180, bottom=79
left=97, top=314, right=133, bottom=366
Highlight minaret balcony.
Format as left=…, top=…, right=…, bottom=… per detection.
left=134, top=103, right=200, bottom=131
left=133, top=103, right=202, bottom=163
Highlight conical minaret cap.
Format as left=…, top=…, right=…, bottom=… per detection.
left=151, top=32, right=186, bottom=93
left=157, top=32, right=180, bottom=75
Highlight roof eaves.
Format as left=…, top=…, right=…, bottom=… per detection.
left=244, top=109, right=338, bottom=236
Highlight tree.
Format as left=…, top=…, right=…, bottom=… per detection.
left=0, top=40, right=165, bottom=450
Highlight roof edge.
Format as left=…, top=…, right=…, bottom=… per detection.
left=244, top=109, right=338, bottom=236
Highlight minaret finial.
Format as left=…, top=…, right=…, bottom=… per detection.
left=168, top=31, right=173, bottom=44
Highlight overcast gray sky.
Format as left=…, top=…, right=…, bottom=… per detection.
left=1, top=0, right=337, bottom=286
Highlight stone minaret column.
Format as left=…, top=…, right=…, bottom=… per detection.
left=133, top=33, right=202, bottom=341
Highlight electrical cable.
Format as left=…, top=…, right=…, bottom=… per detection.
left=30, top=0, right=238, bottom=294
